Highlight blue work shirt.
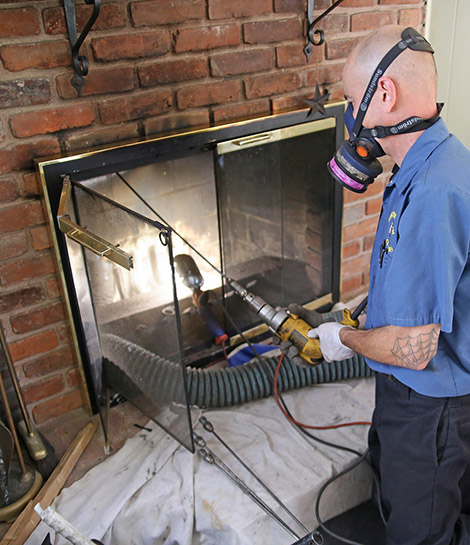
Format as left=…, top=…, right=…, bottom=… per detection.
left=365, top=118, right=470, bottom=397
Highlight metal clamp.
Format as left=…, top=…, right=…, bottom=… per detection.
left=63, top=0, right=101, bottom=96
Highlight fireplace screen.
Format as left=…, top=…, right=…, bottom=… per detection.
left=38, top=104, right=345, bottom=452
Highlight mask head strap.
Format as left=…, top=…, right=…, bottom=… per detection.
left=351, top=27, right=435, bottom=139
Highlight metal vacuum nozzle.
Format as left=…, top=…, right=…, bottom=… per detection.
left=174, top=254, right=204, bottom=292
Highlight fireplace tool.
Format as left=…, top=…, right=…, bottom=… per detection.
left=195, top=432, right=324, bottom=545
left=174, top=254, right=228, bottom=348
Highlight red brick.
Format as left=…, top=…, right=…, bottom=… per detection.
left=10, top=104, right=95, bottom=138
left=209, top=0, right=272, bottom=19
left=56, top=67, right=135, bottom=99
left=274, top=0, right=307, bottom=13
left=139, top=58, right=208, bottom=86
left=131, top=0, right=204, bottom=26
left=32, top=389, right=83, bottom=424
left=64, top=124, right=140, bottom=153
left=212, top=100, right=270, bottom=124
left=341, top=274, right=363, bottom=298
left=43, top=4, right=126, bottom=35
left=0, top=79, right=51, bottom=109
left=99, top=91, right=172, bottom=124
left=0, top=285, right=44, bottom=313
left=351, top=10, right=396, bottom=32
left=343, top=253, right=371, bottom=280
left=0, top=254, right=56, bottom=287
left=9, top=329, right=58, bottom=362
left=23, top=172, right=40, bottom=197
left=143, top=111, right=210, bottom=137
left=0, top=41, right=70, bottom=71
left=0, top=8, right=40, bottom=38
left=0, top=231, right=28, bottom=261
left=91, top=31, right=169, bottom=62
left=271, top=92, right=314, bottom=112
left=245, top=72, right=301, bottom=98
left=326, top=38, right=359, bottom=60
left=306, top=63, right=344, bottom=86
left=0, top=179, right=19, bottom=202
left=277, top=43, right=323, bottom=67
left=67, top=368, right=81, bottom=388
left=244, top=18, right=302, bottom=44
left=57, top=324, right=72, bottom=345
left=341, top=0, right=377, bottom=6
left=316, top=14, right=349, bottom=34
left=343, top=202, right=365, bottom=226
left=0, top=201, right=44, bottom=234
left=343, top=240, right=361, bottom=259
left=343, top=216, right=378, bottom=243
left=11, top=302, right=65, bottom=334
left=380, top=0, right=420, bottom=3
left=46, top=277, right=60, bottom=299
left=365, top=197, right=382, bottom=216
left=31, top=225, right=51, bottom=251
left=174, top=25, right=240, bottom=53
left=398, top=8, right=422, bottom=27
left=210, top=49, right=274, bottom=77
left=363, top=234, right=375, bottom=251
left=177, top=80, right=241, bottom=109
left=23, top=375, right=64, bottom=405
left=327, top=84, right=344, bottom=102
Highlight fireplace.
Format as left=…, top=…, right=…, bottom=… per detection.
left=37, top=103, right=345, bottom=451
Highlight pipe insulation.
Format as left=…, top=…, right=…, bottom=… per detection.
left=101, top=312, right=372, bottom=409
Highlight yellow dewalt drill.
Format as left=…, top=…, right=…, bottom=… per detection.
left=228, top=279, right=364, bottom=365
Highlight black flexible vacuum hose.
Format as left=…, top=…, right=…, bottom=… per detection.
left=101, top=312, right=372, bottom=409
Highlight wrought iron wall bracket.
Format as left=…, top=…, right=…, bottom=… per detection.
left=64, top=0, right=101, bottom=96
left=304, top=0, right=346, bottom=61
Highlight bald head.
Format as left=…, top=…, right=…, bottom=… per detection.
left=344, top=25, right=437, bottom=114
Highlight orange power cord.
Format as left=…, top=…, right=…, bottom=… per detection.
left=274, top=353, right=371, bottom=430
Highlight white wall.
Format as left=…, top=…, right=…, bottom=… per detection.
left=426, top=0, right=470, bottom=148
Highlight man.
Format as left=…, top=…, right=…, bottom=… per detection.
left=294, top=25, right=470, bottom=545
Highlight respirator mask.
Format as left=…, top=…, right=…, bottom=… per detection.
left=328, top=27, right=442, bottom=193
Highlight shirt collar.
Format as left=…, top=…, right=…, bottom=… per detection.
left=388, top=118, right=450, bottom=194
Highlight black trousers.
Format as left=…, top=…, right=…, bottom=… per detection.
left=369, top=373, right=470, bottom=545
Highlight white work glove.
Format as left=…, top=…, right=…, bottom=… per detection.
left=307, top=322, right=356, bottom=363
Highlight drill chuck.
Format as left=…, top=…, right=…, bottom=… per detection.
left=228, top=278, right=288, bottom=332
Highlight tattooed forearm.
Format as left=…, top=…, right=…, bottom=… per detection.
left=391, top=328, right=440, bottom=370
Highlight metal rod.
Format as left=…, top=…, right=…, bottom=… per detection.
left=199, top=416, right=309, bottom=535
left=0, top=371, right=27, bottom=475
left=0, top=321, right=33, bottom=437
left=195, top=435, right=299, bottom=541
left=311, top=0, right=346, bottom=28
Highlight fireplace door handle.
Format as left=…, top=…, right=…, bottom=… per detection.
left=57, top=177, right=134, bottom=270
left=232, top=133, right=273, bottom=146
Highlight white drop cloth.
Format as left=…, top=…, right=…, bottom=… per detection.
left=26, top=376, right=375, bottom=545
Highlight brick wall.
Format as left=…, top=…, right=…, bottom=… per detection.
left=0, top=0, right=426, bottom=424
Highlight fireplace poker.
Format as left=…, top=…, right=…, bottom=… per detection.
left=199, top=416, right=309, bottom=535
left=115, top=172, right=366, bottom=365
left=194, top=433, right=300, bottom=541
